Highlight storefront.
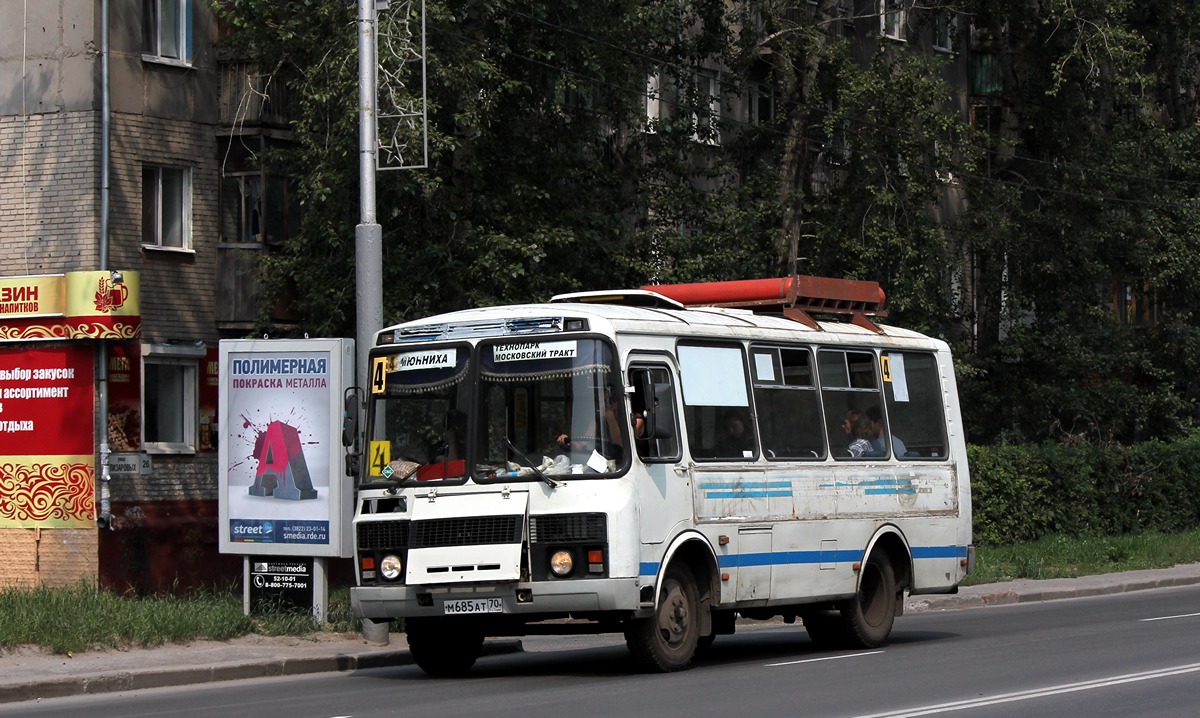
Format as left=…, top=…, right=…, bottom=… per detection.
left=0, top=271, right=140, bottom=586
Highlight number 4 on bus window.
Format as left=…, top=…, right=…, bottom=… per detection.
left=369, top=440, right=391, bottom=476
left=880, top=354, right=893, bottom=383
left=371, top=357, right=387, bottom=394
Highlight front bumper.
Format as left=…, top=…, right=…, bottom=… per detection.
left=352, top=578, right=642, bottom=622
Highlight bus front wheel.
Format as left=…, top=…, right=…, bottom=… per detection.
left=406, top=618, right=484, bottom=677
left=625, top=564, right=700, bottom=672
left=843, top=555, right=897, bottom=648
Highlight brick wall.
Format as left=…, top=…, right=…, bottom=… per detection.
left=0, top=528, right=98, bottom=589
left=106, top=113, right=222, bottom=346
left=0, top=113, right=100, bottom=273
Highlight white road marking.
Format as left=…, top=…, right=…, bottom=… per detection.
left=849, top=662, right=1200, bottom=718
left=766, top=650, right=884, bottom=667
left=1139, top=611, right=1200, bottom=622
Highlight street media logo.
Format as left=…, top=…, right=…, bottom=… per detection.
left=231, top=519, right=275, bottom=542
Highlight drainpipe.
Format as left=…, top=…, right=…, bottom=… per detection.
left=96, top=0, right=112, bottom=531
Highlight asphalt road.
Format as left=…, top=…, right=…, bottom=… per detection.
left=6, top=584, right=1199, bottom=718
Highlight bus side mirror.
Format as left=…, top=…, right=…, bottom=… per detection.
left=650, top=382, right=676, bottom=439
left=342, top=389, right=361, bottom=449
left=343, top=389, right=363, bottom=478
left=637, top=371, right=676, bottom=440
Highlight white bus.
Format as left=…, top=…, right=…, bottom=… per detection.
left=349, top=276, right=972, bottom=675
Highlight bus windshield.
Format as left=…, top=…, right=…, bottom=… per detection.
left=476, top=337, right=625, bottom=481
left=365, top=344, right=471, bottom=485
left=365, top=337, right=625, bottom=485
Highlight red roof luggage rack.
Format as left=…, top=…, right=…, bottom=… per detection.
left=640, top=275, right=887, bottom=332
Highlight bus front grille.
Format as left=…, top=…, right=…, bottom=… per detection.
left=410, top=515, right=524, bottom=548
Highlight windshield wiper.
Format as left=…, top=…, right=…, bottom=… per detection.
left=503, top=437, right=562, bottom=489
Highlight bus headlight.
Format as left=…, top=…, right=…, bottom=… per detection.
left=380, top=554, right=403, bottom=581
left=550, top=550, right=574, bottom=577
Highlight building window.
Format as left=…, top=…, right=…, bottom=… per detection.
left=143, top=165, right=192, bottom=250
left=751, top=83, right=775, bottom=126
left=646, top=73, right=662, bottom=130
left=218, top=136, right=301, bottom=246
left=692, top=69, right=721, bottom=145
left=933, top=11, right=957, bottom=52
left=142, top=345, right=204, bottom=454
left=880, top=0, right=906, bottom=41
left=142, top=0, right=192, bottom=63
left=1113, top=277, right=1162, bottom=328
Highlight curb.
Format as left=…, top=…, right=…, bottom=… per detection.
left=0, top=640, right=522, bottom=705
left=906, top=570, right=1200, bottom=612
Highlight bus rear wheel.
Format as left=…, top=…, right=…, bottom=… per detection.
left=406, top=618, right=484, bottom=677
left=803, top=556, right=898, bottom=650
left=625, top=564, right=700, bottom=672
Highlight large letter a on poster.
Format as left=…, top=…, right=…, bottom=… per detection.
left=250, top=421, right=318, bottom=500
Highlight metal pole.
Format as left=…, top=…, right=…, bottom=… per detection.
left=357, top=0, right=383, bottom=385
left=356, top=0, right=389, bottom=645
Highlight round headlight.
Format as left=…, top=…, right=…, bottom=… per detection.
left=549, top=549, right=574, bottom=577
left=380, top=554, right=403, bottom=581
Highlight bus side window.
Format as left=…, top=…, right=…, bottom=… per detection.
left=819, top=349, right=885, bottom=460
left=677, top=343, right=757, bottom=462
left=881, top=351, right=947, bottom=459
left=629, top=365, right=681, bottom=462
left=752, top=346, right=825, bottom=460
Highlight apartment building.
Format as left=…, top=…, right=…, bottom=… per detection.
left=0, top=0, right=291, bottom=592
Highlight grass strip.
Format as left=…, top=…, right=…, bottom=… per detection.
left=962, top=529, right=1200, bottom=585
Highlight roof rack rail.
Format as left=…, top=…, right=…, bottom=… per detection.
left=640, top=275, right=887, bottom=332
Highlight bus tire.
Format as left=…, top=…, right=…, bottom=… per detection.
left=625, top=563, right=700, bottom=672
left=801, top=608, right=850, bottom=649
left=843, top=555, right=897, bottom=648
left=406, top=618, right=484, bottom=677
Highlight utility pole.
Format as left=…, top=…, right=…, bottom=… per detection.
left=356, top=0, right=383, bottom=388
left=355, top=0, right=387, bottom=645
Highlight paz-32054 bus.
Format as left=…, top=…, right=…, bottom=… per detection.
left=348, top=276, right=972, bottom=675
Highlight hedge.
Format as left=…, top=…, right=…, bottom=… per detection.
left=968, top=435, right=1200, bottom=546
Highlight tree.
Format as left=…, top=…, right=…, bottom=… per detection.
left=213, top=1, right=1200, bottom=443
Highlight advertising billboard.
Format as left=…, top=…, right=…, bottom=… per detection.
left=217, top=339, right=354, bottom=558
left=0, top=344, right=95, bottom=528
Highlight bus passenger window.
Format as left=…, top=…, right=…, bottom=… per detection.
left=678, top=344, right=758, bottom=462
left=881, top=351, right=947, bottom=459
left=819, top=349, right=885, bottom=460
left=752, top=346, right=824, bottom=460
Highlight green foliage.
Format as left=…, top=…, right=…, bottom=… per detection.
left=969, top=435, right=1200, bottom=546
left=210, top=0, right=1200, bottom=442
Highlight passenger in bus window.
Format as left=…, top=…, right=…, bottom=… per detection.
left=866, top=405, right=907, bottom=457
left=716, top=407, right=753, bottom=457
left=843, top=410, right=874, bottom=458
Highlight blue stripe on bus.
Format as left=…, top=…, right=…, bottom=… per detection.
left=698, top=481, right=794, bottom=500
left=704, top=491, right=794, bottom=499
left=697, top=482, right=794, bottom=489
left=911, top=545, right=969, bottom=559
left=638, top=546, right=967, bottom=576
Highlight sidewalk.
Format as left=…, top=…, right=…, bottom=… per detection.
left=3, top=563, right=1199, bottom=705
